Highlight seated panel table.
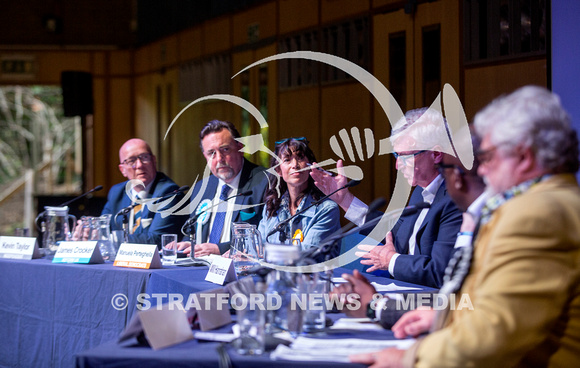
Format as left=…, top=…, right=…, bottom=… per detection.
left=0, top=258, right=202, bottom=368
left=76, top=268, right=435, bottom=368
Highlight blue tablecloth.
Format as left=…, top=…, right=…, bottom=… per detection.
left=75, top=267, right=436, bottom=367
left=0, top=258, right=175, bottom=368
left=75, top=329, right=386, bottom=368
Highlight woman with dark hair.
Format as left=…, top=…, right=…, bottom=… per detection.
left=258, top=137, right=340, bottom=251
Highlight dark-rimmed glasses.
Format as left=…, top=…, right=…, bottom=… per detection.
left=393, top=150, right=427, bottom=165
left=122, top=153, right=153, bottom=167
left=475, top=146, right=499, bottom=164
left=436, top=163, right=465, bottom=175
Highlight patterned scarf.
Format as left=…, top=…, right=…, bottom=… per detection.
left=480, top=175, right=548, bottom=225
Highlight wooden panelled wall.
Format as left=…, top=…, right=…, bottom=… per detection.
left=0, top=0, right=547, bottom=205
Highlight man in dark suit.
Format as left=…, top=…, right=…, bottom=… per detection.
left=101, top=138, right=187, bottom=248
left=312, top=108, right=462, bottom=288
left=331, top=130, right=487, bottom=328
left=177, top=120, right=268, bottom=256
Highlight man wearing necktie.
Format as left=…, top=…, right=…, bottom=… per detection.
left=312, top=108, right=463, bottom=288
left=351, top=86, right=580, bottom=367
left=100, top=138, right=187, bottom=248
left=177, top=120, right=268, bottom=257
left=330, top=129, right=487, bottom=329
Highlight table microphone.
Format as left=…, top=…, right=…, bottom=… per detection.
left=58, top=185, right=103, bottom=207
left=266, top=179, right=361, bottom=243
left=116, top=185, right=190, bottom=217
left=301, top=197, right=387, bottom=261
left=181, top=190, right=254, bottom=235
left=400, top=202, right=431, bottom=216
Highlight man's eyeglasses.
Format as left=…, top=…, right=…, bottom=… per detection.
left=475, top=146, right=498, bottom=164
left=436, top=163, right=465, bottom=175
left=275, top=137, right=308, bottom=146
left=393, top=150, right=427, bottom=165
left=122, top=153, right=153, bottom=167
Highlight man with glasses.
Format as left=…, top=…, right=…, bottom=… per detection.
left=351, top=86, right=580, bottom=367
left=101, top=138, right=187, bottom=247
left=176, top=120, right=268, bottom=257
left=331, top=130, right=487, bottom=328
left=312, top=107, right=462, bottom=287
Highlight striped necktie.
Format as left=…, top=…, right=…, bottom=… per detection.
left=132, top=195, right=143, bottom=234
left=208, top=184, right=230, bottom=244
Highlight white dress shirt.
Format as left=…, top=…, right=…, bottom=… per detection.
left=208, top=168, right=242, bottom=243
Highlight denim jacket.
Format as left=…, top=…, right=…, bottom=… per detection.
left=258, top=191, right=341, bottom=251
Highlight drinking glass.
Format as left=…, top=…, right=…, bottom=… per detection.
left=161, top=234, right=177, bottom=265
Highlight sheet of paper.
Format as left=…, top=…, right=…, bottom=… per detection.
left=333, top=278, right=421, bottom=291
left=271, top=336, right=416, bottom=362
left=330, top=318, right=385, bottom=331
left=193, top=331, right=236, bottom=343
left=371, top=282, right=421, bottom=292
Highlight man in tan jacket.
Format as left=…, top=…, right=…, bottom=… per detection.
left=350, top=85, right=580, bottom=367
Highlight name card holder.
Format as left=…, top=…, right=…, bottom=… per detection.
left=52, top=241, right=104, bottom=264
left=118, top=304, right=194, bottom=350
left=205, top=256, right=237, bottom=285
left=114, top=243, right=161, bottom=269
left=0, top=236, right=41, bottom=260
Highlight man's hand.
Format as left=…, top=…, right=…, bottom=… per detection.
left=193, top=243, right=220, bottom=257
left=177, top=241, right=221, bottom=257
left=357, top=232, right=397, bottom=272
left=391, top=307, right=436, bottom=338
left=350, top=347, right=406, bottom=368
left=329, top=270, right=377, bottom=317
left=310, top=160, right=354, bottom=210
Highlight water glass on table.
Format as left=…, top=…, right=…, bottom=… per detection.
left=161, top=234, right=177, bottom=265
left=299, top=274, right=328, bottom=333
left=233, top=295, right=266, bottom=355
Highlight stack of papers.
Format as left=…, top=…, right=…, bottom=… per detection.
left=271, top=336, right=415, bottom=362
left=331, top=278, right=421, bottom=291
left=330, top=318, right=385, bottom=331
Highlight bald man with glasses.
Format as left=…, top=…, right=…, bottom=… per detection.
left=100, top=138, right=187, bottom=248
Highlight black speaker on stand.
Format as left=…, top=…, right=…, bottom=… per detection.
left=61, top=71, right=94, bottom=192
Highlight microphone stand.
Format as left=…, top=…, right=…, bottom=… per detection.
left=114, top=203, right=138, bottom=242
left=115, top=186, right=190, bottom=240
left=177, top=189, right=253, bottom=267
left=266, top=180, right=361, bottom=243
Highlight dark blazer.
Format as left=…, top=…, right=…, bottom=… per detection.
left=102, top=172, right=188, bottom=248
left=368, top=182, right=462, bottom=288
left=184, top=159, right=268, bottom=254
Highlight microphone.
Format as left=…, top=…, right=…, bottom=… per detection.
left=58, top=185, right=103, bottom=207
left=115, top=186, right=190, bottom=218
left=342, top=202, right=431, bottom=241
left=152, top=185, right=190, bottom=204
left=181, top=189, right=254, bottom=235
left=266, top=180, right=361, bottom=243
left=300, top=197, right=386, bottom=261
left=401, top=202, right=430, bottom=215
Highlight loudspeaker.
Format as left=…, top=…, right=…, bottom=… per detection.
left=61, top=71, right=93, bottom=117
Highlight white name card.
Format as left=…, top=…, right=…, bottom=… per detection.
left=114, top=243, right=161, bottom=269
left=0, top=236, right=40, bottom=260
left=205, top=256, right=237, bottom=285
left=52, top=241, right=104, bottom=264
left=118, top=303, right=194, bottom=350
